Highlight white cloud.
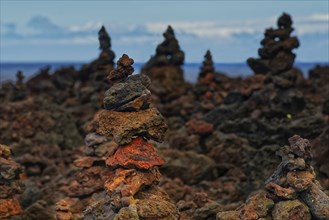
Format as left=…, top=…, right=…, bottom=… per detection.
left=143, top=13, right=328, bottom=39
left=145, top=20, right=266, bottom=39
left=116, top=35, right=156, bottom=45
left=294, top=13, right=329, bottom=35
left=27, top=16, right=62, bottom=33
left=58, top=35, right=98, bottom=45
left=69, top=21, right=103, bottom=32
left=299, top=13, right=329, bottom=22
left=2, top=13, right=328, bottom=47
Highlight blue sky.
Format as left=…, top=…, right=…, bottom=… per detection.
left=1, top=1, right=328, bottom=63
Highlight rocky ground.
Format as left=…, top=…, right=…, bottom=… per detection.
left=0, top=13, right=328, bottom=220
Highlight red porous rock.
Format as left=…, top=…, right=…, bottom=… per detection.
left=106, top=137, right=165, bottom=170
left=186, top=118, right=214, bottom=136
left=87, top=108, right=167, bottom=145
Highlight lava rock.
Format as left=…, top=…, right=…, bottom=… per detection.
left=106, top=137, right=165, bottom=170
left=88, top=107, right=167, bottom=145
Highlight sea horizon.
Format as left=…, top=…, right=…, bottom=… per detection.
left=1, top=61, right=328, bottom=84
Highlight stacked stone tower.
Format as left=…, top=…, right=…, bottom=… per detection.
left=217, top=135, right=329, bottom=220
left=98, top=25, right=115, bottom=67
left=247, top=13, right=300, bottom=76
left=56, top=54, right=178, bottom=220
left=198, top=50, right=216, bottom=86
left=11, top=71, right=27, bottom=101
left=141, top=26, right=186, bottom=103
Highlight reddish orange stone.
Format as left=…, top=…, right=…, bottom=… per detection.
left=106, top=137, right=165, bottom=169
left=186, top=118, right=214, bottom=135
left=0, top=198, right=22, bottom=218
left=204, top=91, right=213, bottom=99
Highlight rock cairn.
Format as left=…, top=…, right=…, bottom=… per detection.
left=56, top=54, right=179, bottom=219
left=217, top=135, right=329, bottom=220
left=11, top=70, right=27, bottom=101
left=0, top=144, right=24, bottom=219
left=78, top=25, right=115, bottom=83
left=141, top=25, right=186, bottom=103
left=143, top=25, right=184, bottom=69
left=98, top=25, right=115, bottom=67
left=195, top=50, right=219, bottom=110
left=198, top=50, right=215, bottom=85
left=247, top=12, right=300, bottom=76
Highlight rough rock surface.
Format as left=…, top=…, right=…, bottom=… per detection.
left=0, top=144, right=24, bottom=219
left=87, top=107, right=167, bottom=145
left=106, top=137, right=165, bottom=169
left=159, top=149, right=217, bottom=184
left=272, top=200, right=311, bottom=220
left=56, top=54, right=179, bottom=220
left=217, top=135, right=329, bottom=220
left=311, top=127, right=329, bottom=178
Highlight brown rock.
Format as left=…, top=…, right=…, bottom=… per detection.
left=135, top=186, right=179, bottom=220
left=238, top=206, right=258, bottom=220
left=104, top=167, right=161, bottom=198
left=0, top=198, right=22, bottom=218
left=218, top=191, right=274, bottom=220
left=55, top=200, right=74, bottom=220
left=113, top=201, right=139, bottom=220
left=88, top=108, right=167, bottom=144
left=68, top=166, right=113, bottom=197
left=73, top=156, right=102, bottom=168
left=287, top=171, right=314, bottom=191
left=300, top=182, right=329, bottom=219
left=311, top=127, right=329, bottom=177
left=107, top=54, right=134, bottom=84
left=272, top=200, right=311, bottom=220
left=244, top=191, right=274, bottom=218
left=0, top=144, right=11, bottom=158
left=159, top=149, right=217, bottom=184
left=265, top=182, right=297, bottom=199
left=106, top=137, right=165, bottom=169
left=186, top=118, right=214, bottom=136
left=217, top=210, right=239, bottom=220
left=0, top=144, right=24, bottom=218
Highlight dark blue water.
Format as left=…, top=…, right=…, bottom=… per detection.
left=0, top=62, right=327, bottom=83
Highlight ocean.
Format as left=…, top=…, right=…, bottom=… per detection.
left=0, top=62, right=327, bottom=84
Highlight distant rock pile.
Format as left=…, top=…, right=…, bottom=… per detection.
left=205, top=13, right=323, bottom=149
left=143, top=25, right=184, bottom=69
left=247, top=12, right=299, bottom=76
left=0, top=144, right=24, bottom=219
left=142, top=25, right=187, bottom=103
left=56, top=54, right=179, bottom=220
left=194, top=49, right=233, bottom=112
left=98, top=25, right=115, bottom=67
left=198, top=50, right=215, bottom=85
left=200, top=13, right=325, bottom=195
left=11, top=71, right=28, bottom=101
left=217, top=135, right=329, bottom=220
left=79, top=25, right=116, bottom=83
